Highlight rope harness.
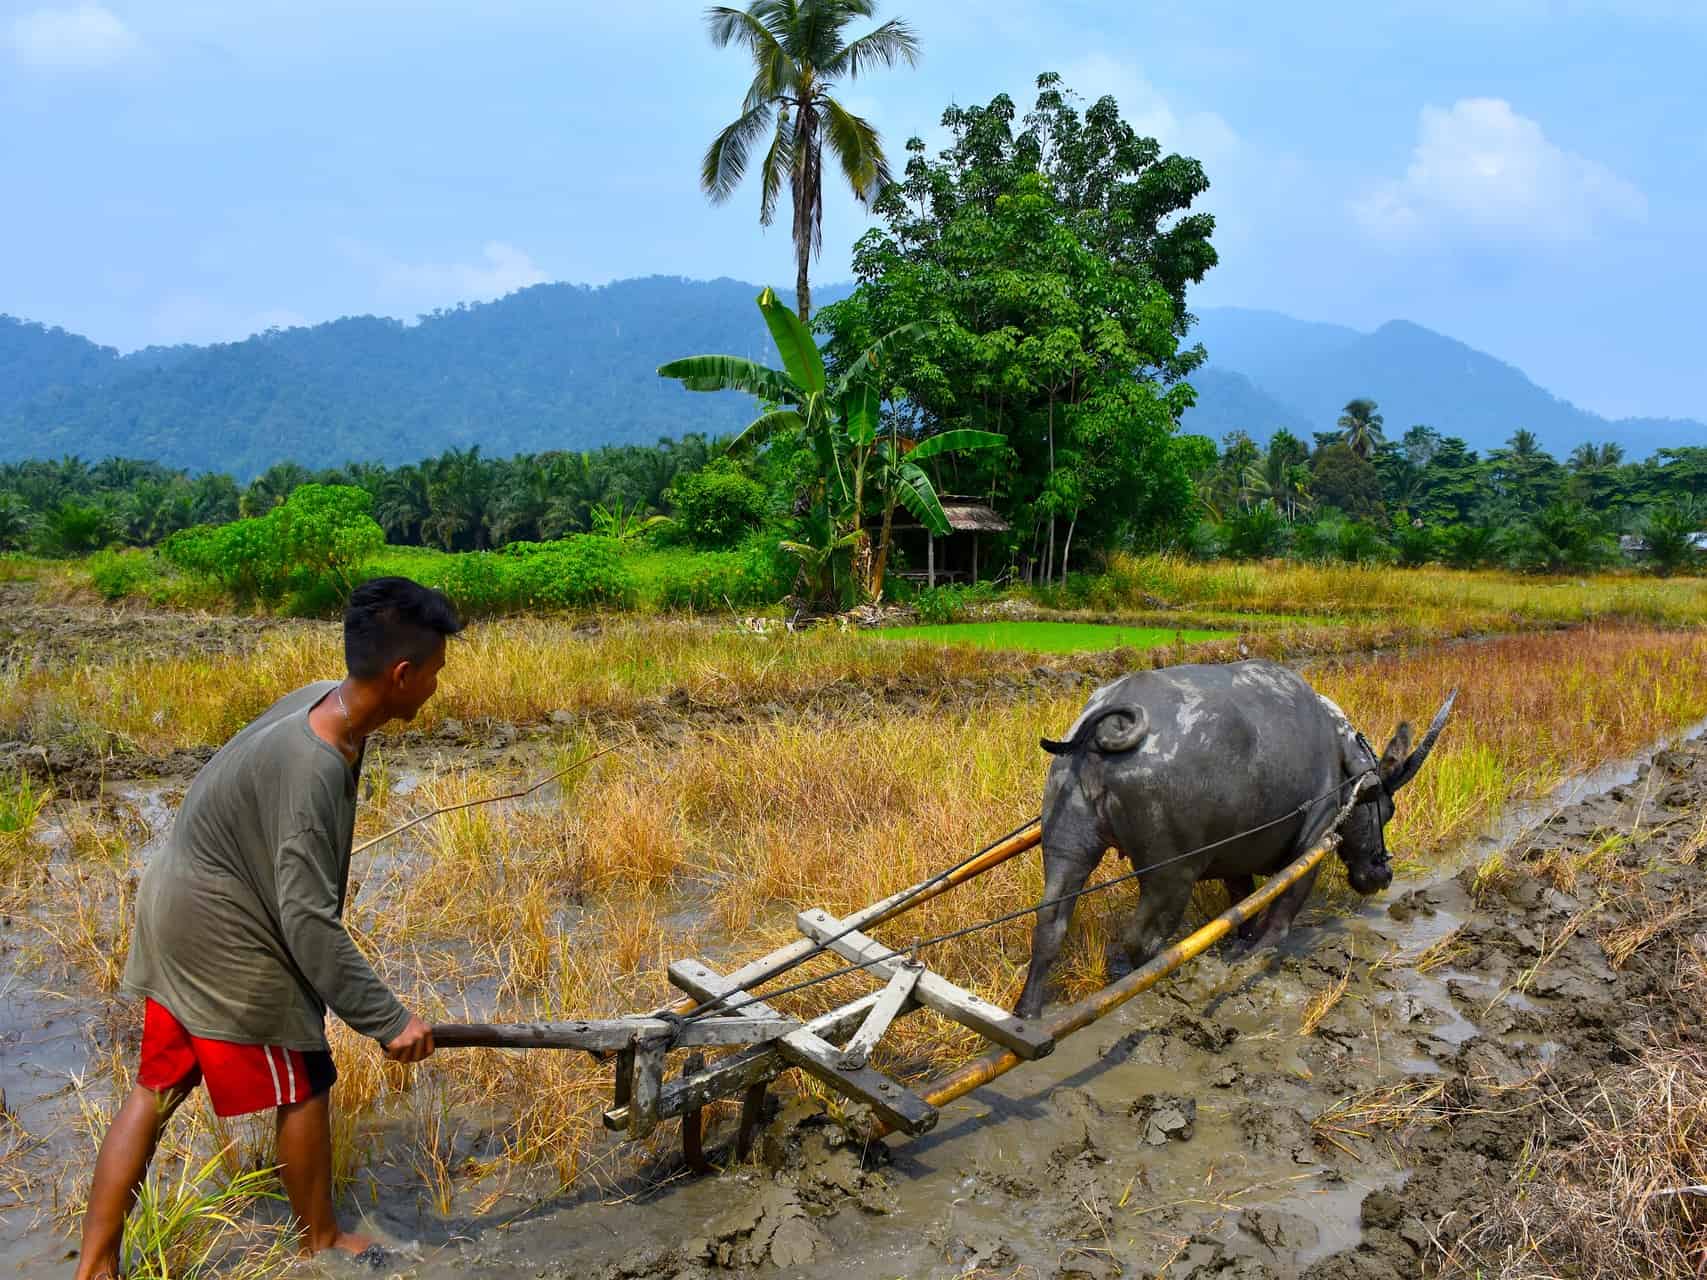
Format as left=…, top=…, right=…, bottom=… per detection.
left=676, top=767, right=1381, bottom=1031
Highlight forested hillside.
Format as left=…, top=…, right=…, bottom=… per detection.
left=1, top=281, right=1699, bottom=477
left=0, top=279, right=845, bottom=476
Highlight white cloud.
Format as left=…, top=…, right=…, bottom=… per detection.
left=1354, top=98, right=1646, bottom=247
left=372, top=241, right=548, bottom=307
left=8, top=4, right=140, bottom=69
left=1061, top=54, right=1239, bottom=165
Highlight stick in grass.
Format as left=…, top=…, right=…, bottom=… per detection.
left=352, top=745, right=616, bottom=855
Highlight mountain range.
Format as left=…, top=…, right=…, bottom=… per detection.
left=0, top=278, right=1699, bottom=477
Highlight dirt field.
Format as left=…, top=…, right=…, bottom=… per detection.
left=337, top=730, right=1699, bottom=1280
left=4, top=589, right=1706, bottom=1279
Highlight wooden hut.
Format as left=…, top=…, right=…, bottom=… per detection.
left=880, top=495, right=1010, bottom=587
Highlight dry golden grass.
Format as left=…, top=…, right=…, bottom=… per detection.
left=1453, top=937, right=1707, bottom=1280
left=1098, top=553, right=1707, bottom=628
left=15, top=619, right=1707, bottom=1259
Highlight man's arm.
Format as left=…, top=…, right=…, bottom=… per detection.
left=275, top=825, right=427, bottom=1055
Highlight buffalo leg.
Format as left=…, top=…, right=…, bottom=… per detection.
left=1118, top=870, right=1196, bottom=970
left=1246, top=862, right=1322, bottom=950
left=1222, top=875, right=1258, bottom=943
left=1014, top=848, right=1098, bottom=1020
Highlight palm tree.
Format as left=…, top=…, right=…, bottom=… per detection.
left=660, top=287, right=998, bottom=600
left=1568, top=441, right=1624, bottom=472
left=1336, top=399, right=1386, bottom=461
left=702, top=1, right=920, bottom=321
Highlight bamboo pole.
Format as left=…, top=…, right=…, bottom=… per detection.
left=658, top=819, right=1043, bottom=1016
left=876, top=840, right=1332, bottom=1135
left=352, top=747, right=613, bottom=856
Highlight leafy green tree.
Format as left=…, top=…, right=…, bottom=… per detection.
left=1484, top=429, right=1563, bottom=516
left=1653, top=447, right=1707, bottom=500
left=423, top=446, right=497, bottom=551
left=1411, top=436, right=1482, bottom=524
left=820, top=72, right=1217, bottom=579
left=241, top=461, right=312, bottom=517
left=1336, top=399, right=1385, bottom=461
left=1392, top=518, right=1438, bottom=567
left=1565, top=440, right=1633, bottom=515
left=701, top=0, right=919, bottom=320
left=189, top=473, right=240, bottom=525
left=1310, top=443, right=1384, bottom=519
left=661, top=287, right=998, bottom=599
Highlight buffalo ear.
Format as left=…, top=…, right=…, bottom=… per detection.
left=1379, top=723, right=1413, bottom=785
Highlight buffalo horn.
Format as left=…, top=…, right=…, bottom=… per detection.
left=1386, top=688, right=1459, bottom=792
left=1040, top=705, right=1150, bottom=756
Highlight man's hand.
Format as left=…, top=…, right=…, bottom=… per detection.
left=385, top=1014, right=435, bottom=1063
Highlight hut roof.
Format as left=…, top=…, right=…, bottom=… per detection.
left=939, top=498, right=1011, bottom=533
left=884, top=496, right=1010, bottom=534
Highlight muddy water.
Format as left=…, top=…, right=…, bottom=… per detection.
left=363, top=727, right=1706, bottom=1280
left=6, top=725, right=1704, bottom=1279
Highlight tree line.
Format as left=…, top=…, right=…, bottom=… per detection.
left=1195, top=407, right=1707, bottom=573
left=0, top=437, right=723, bottom=557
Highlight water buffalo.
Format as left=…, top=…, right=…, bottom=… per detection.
left=1013, top=660, right=1455, bottom=1019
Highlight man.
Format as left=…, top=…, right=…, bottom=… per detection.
left=75, top=577, right=462, bottom=1278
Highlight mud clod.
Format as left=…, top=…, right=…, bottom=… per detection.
left=1129, top=1093, right=1197, bottom=1144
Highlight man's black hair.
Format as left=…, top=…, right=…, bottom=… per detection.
left=344, top=577, right=463, bottom=680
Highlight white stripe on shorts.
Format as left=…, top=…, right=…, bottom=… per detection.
left=283, top=1047, right=297, bottom=1101
left=263, top=1046, right=282, bottom=1106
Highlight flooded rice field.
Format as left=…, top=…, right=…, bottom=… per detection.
left=3, top=599, right=1706, bottom=1278
left=3, top=725, right=1702, bottom=1277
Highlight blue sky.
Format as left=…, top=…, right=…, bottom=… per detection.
left=3, top=0, right=1703, bottom=423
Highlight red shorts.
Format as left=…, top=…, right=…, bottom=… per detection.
left=138, top=999, right=338, bottom=1118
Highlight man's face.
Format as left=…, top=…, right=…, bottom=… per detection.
left=390, top=638, right=447, bottom=722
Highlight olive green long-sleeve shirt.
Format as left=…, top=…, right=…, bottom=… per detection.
left=122, top=681, right=410, bottom=1051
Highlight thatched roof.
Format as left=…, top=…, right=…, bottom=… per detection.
left=884, top=495, right=1010, bottom=534
left=939, top=499, right=1011, bottom=533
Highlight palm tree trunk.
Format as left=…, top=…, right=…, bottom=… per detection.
left=792, top=103, right=819, bottom=322
left=871, top=498, right=896, bottom=600
left=796, top=244, right=812, bottom=322
left=1060, top=511, right=1078, bottom=580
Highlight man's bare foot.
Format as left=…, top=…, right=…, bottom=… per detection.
left=300, top=1227, right=373, bottom=1257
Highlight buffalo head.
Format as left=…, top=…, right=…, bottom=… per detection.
left=1338, top=690, right=1458, bottom=894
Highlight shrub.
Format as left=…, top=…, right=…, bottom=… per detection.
left=380, top=537, right=638, bottom=615
left=507, top=537, right=636, bottom=609
left=86, top=549, right=161, bottom=602
left=1441, top=525, right=1498, bottom=570
left=651, top=538, right=791, bottom=611
left=1183, top=519, right=1224, bottom=561
left=1393, top=521, right=1439, bottom=568
left=667, top=460, right=770, bottom=548
left=1223, top=504, right=1289, bottom=560
left=37, top=502, right=115, bottom=557
left=163, top=484, right=382, bottom=605
left=1638, top=500, right=1704, bottom=577
left=908, top=581, right=1002, bottom=624
left=1293, top=515, right=1389, bottom=564
left=1502, top=502, right=1618, bottom=574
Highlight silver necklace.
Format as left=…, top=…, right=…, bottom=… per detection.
left=334, top=685, right=364, bottom=755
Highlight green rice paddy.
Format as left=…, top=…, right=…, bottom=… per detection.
left=871, top=620, right=1235, bottom=653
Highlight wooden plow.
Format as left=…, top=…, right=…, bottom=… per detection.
left=433, top=807, right=1343, bottom=1167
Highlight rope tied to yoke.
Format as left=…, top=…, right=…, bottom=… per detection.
left=678, top=767, right=1381, bottom=1027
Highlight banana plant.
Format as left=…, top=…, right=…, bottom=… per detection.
left=659, top=287, right=1003, bottom=600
